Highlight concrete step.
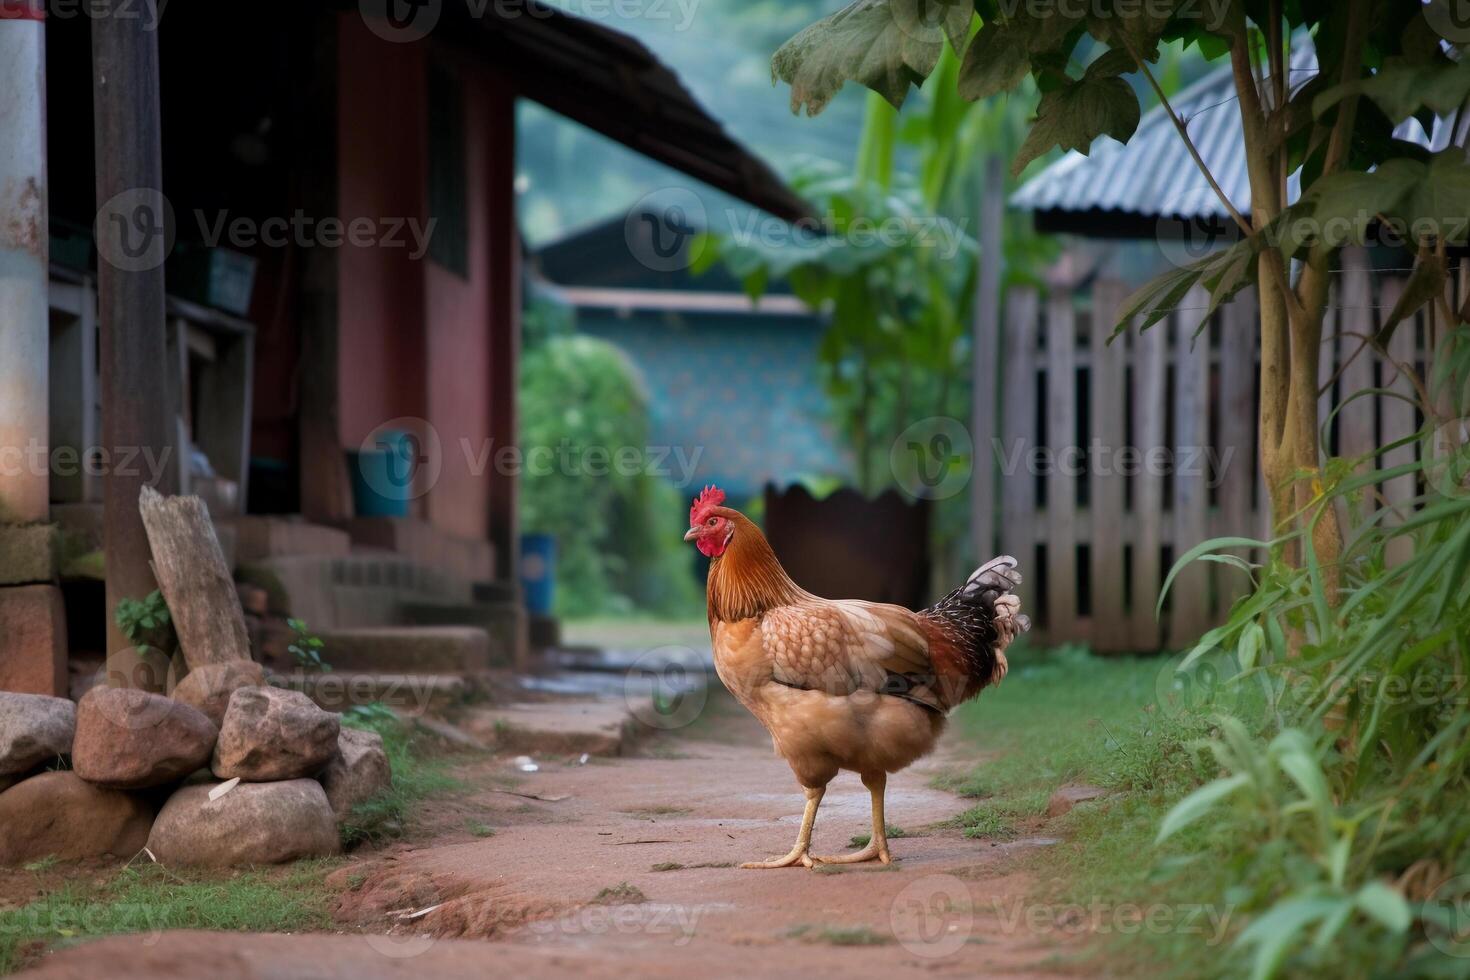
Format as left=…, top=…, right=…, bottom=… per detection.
left=230, top=515, right=350, bottom=562
left=270, top=670, right=470, bottom=713
left=336, top=517, right=494, bottom=585
left=400, top=599, right=524, bottom=669
left=458, top=699, right=650, bottom=757
left=315, top=625, right=490, bottom=674
left=237, top=553, right=473, bottom=629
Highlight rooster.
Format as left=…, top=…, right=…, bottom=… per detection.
left=684, top=485, right=1029, bottom=868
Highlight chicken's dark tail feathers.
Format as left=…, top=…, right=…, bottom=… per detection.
left=921, top=556, right=1030, bottom=694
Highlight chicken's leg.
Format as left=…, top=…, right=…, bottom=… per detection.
left=741, top=784, right=824, bottom=869
left=812, top=772, right=892, bottom=865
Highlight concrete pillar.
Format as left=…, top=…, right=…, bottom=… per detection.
left=0, top=4, right=50, bottom=524
left=0, top=5, right=66, bottom=697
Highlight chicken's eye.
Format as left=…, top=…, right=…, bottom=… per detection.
left=706, top=517, right=717, bottom=526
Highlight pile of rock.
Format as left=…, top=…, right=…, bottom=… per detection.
left=0, top=672, right=392, bottom=868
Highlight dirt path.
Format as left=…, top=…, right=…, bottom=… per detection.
left=24, top=694, right=1084, bottom=979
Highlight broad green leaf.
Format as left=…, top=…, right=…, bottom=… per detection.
left=1157, top=773, right=1250, bottom=843
left=1379, top=252, right=1447, bottom=345
left=1235, top=893, right=1345, bottom=980
left=1314, top=57, right=1470, bottom=124
left=1354, top=881, right=1411, bottom=933
left=1237, top=622, right=1264, bottom=670
left=956, top=18, right=1029, bottom=101
left=1011, top=72, right=1141, bottom=176
left=773, top=0, right=959, bottom=115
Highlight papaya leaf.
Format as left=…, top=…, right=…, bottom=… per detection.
left=773, top=0, right=958, bottom=116
left=1012, top=71, right=1141, bottom=175
left=957, top=18, right=1030, bottom=101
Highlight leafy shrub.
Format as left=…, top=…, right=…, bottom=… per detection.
left=519, top=332, right=701, bottom=618
left=1156, top=415, right=1470, bottom=977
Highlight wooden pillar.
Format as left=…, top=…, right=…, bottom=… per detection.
left=92, top=2, right=177, bottom=690
left=486, top=72, right=519, bottom=586
left=295, top=12, right=351, bottom=523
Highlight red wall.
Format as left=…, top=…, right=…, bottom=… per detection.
left=335, top=17, right=507, bottom=540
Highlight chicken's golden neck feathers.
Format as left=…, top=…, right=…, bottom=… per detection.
left=706, top=511, right=805, bottom=622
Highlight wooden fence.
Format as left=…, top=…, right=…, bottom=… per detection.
left=978, top=249, right=1449, bottom=652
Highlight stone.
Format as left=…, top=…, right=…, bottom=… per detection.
left=0, top=584, right=68, bottom=696
left=170, top=660, right=266, bottom=729
left=0, top=692, right=75, bottom=776
left=71, top=687, right=218, bottom=789
left=212, top=686, right=340, bottom=780
left=1046, top=783, right=1108, bottom=818
left=146, top=779, right=340, bottom=866
left=0, top=771, right=153, bottom=865
left=0, top=523, right=57, bottom=585
left=319, top=727, right=392, bottom=823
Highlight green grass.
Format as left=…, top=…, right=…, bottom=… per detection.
left=466, top=821, right=496, bottom=838
left=847, top=826, right=907, bottom=848
left=785, top=924, right=891, bottom=945
left=591, top=882, right=647, bottom=904
left=339, top=707, right=461, bottom=846
left=946, top=644, right=1229, bottom=978
left=0, top=861, right=337, bottom=975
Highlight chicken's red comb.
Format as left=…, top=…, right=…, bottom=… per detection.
left=690, top=484, right=726, bottom=525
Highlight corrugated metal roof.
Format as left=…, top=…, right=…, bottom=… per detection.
left=409, top=0, right=811, bottom=223
left=1012, top=42, right=1456, bottom=226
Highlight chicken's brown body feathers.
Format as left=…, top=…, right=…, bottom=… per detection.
left=703, top=509, right=1025, bottom=786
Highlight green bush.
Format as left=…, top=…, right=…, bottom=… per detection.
left=519, top=332, right=701, bottom=618
left=1154, top=422, right=1470, bottom=978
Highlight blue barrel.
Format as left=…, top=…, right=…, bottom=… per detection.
left=347, top=430, right=414, bottom=518
left=521, top=533, right=556, bottom=615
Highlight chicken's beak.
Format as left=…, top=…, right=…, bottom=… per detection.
left=683, top=527, right=700, bottom=542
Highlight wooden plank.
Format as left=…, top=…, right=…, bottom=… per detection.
left=999, top=288, right=1040, bottom=634
left=138, top=486, right=251, bottom=669
left=970, top=154, right=1006, bottom=569
left=49, top=311, right=90, bottom=504
left=94, top=6, right=179, bottom=687
left=1169, top=289, right=1212, bottom=649
left=1045, top=291, right=1078, bottom=641
left=195, top=328, right=255, bottom=516
left=1088, top=280, right=1128, bottom=651
left=81, top=278, right=100, bottom=504
left=1337, top=250, right=1377, bottom=469
left=1379, top=277, right=1418, bottom=567
left=1130, top=315, right=1168, bottom=650
left=294, top=12, right=351, bottom=524
left=1219, top=290, right=1258, bottom=597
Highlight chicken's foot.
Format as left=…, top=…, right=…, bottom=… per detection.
left=812, top=772, right=892, bottom=865
left=741, top=785, right=824, bottom=869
